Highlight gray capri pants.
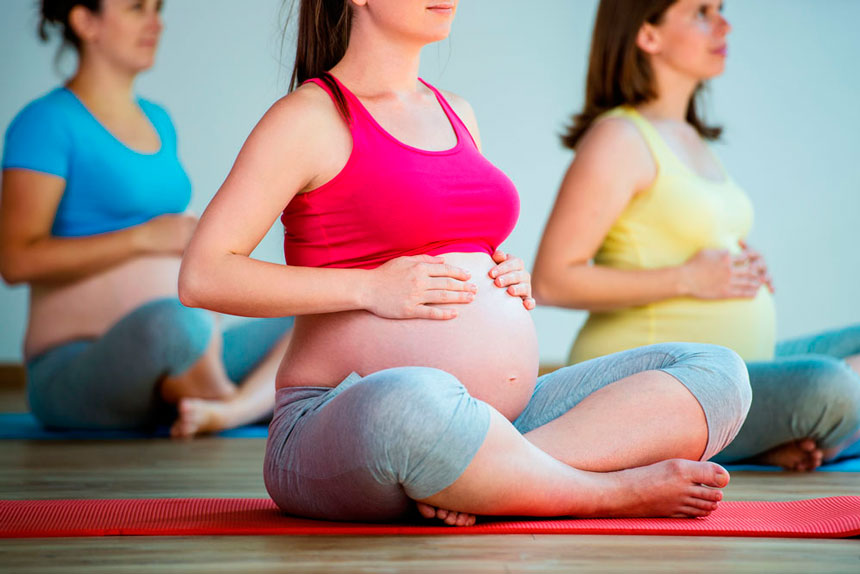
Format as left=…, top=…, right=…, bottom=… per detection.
left=27, top=297, right=294, bottom=430
left=264, top=342, right=751, bottom=521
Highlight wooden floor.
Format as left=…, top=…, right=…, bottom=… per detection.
left=1, top=367, right=858, bottom=573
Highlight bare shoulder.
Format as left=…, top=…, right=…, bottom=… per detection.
left=438, top=89, right=476, bottom=122
left=574, top=116, right=655, bottom=187
left=257, top=82, right=345, bottom=140
left=438, top=88, right=481, bottom=147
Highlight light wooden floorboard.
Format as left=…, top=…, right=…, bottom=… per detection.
left=2, top=535, right=860, bottom=574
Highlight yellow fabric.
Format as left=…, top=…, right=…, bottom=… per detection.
left=569, top=106, right=776, bottom=364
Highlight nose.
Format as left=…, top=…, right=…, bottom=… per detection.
left=716, top=14, right=731, bottom=37
left=147, top=12, right=163, bottom=34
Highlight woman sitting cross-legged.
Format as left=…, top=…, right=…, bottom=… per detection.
left=178, top=0, right=751, bottom=525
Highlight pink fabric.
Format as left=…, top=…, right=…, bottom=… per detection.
left=281, top=75, right=520, bottom=270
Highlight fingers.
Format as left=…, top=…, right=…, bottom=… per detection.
left=489, top=256, right=524, bottom=280
left=491, top=249, right=508, bottom=264
left=423, top=289, right=475, bottom=305
left=424, top=262, right=472, bottom=281
left=506, top=283, right=531, bottom=298
left=495, top=270, right=529, bottom=289
left=412, top=306, right=458, bottom=320
left=427, top=277, right=477, bottom=293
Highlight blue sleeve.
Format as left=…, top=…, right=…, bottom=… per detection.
left=2, top=98, right=71, bottom=179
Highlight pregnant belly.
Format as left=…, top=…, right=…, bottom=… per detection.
left=572, top=287, right=777, bottom=364
left=25, top=256, right=183, bottom=358
left=279, top=252, right=540, bottom=420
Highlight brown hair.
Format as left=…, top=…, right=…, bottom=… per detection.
left=39, top=0, right=101, bottom=57
left=562, top=0, right=721, bottom=149
left=286, top=0, right=353, bottom=122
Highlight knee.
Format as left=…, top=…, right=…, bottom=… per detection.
left=348, top=367, right=489, bottom=491
left=356, top=367, right=469, bottom=433
left=682, top=344, right=752, bottom=422
left=795, top=358, right=860, bottom=437
left=130, top=298, right=215, bottom=373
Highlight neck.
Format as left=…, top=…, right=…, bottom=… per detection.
left=330, top=19, right=424, bottom=95
left=638, top=61, right=699, bottom=122
left=67, top=54, right=138, bottom=111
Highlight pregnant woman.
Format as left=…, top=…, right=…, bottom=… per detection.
left=0, top=0, right=292, bottom=437
left=179, top=0, right=750, bottom=525
left=532, top=0, right=860, bottom=471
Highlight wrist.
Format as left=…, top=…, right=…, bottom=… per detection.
left=127, top=223, right=151, bottom=256
left=673, top=264, right=693, bottom=297
left=353, top=268, right=376, bottom=311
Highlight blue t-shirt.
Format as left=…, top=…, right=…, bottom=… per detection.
left=2, top=87, right=191, bottom=237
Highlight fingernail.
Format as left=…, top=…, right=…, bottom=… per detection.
left=489, top=270, right=497, bottom=278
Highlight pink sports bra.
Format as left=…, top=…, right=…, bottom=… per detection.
left=280, top=74, right=520, bottom=270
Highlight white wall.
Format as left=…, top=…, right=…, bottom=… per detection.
left=1, top=0, right=858, bottom=363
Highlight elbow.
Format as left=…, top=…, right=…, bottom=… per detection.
left=0, top=253, right=29, bottom=286
left=531, top=271, right=563, bottom=308
left=531, top=267, right=589, bottom=310
left=177, top=261, right=206, bottom=308
left=530, top=273, right=552, bottom=306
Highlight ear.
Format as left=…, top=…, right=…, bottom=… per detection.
left=636, top=22, right=662, bottom=55
left=68, top=4, right=99, bottom=44
left=349, top=0, right=368, bottom=7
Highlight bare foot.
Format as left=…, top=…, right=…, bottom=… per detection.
left=170, top=398, right=233, bottom=439
left=161, top=373, right=236, bottom=404
left=415, top=502, right=476, bottom=527
left=753, top=439, right=823, bottom=471
left=595, top=459, right=728, bottom=518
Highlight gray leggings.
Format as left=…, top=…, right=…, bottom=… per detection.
left=27, top=297, right=294, bottom=430
left=264, top=342, right=751, bottom=521
left=713, top=324, right=860, bottom=463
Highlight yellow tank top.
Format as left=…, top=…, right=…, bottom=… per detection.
left=569, top=106, right=776, bottom=364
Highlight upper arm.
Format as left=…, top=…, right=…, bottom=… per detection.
left=184, top=85, right=345, bottom=261
left=440, top=89, right=482, bottom=152
left=1, top=99, right=69, bottom=266
left=536, top=117, right=656, bottom=270
left=0, top=170, right=65, bottom=279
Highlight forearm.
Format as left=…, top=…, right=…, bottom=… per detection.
left=0, top=226, right=146, bottom=285
left=179, top=253, right=370, bottom=318
left=533, top=263, right=688, bottom=311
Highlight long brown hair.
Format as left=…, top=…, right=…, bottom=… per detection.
left=285, top=0, right=353, bottom=121
left=562, top=0, right=721, bottom=150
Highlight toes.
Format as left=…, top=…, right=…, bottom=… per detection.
left=690, top=486, right=722, bottom=502
left=673, top=506, right=712, bottom=518
left=436, top=508, right=449, bottom=520
left=798, top=439, right=817, bottom=452
left=416, top=503, right=437, bottom=519
left=695, top=462, right=730, bottom=488
left=685, top=497, right=719, bottom=511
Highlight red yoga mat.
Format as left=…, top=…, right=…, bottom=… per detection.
left=2, top=497, right=859, bottom=539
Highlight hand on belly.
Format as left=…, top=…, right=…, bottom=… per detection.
left=282, top=252, right=540, bottom=419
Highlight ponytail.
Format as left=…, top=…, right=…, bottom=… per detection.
left=287, top=0, right=353, bottom=121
